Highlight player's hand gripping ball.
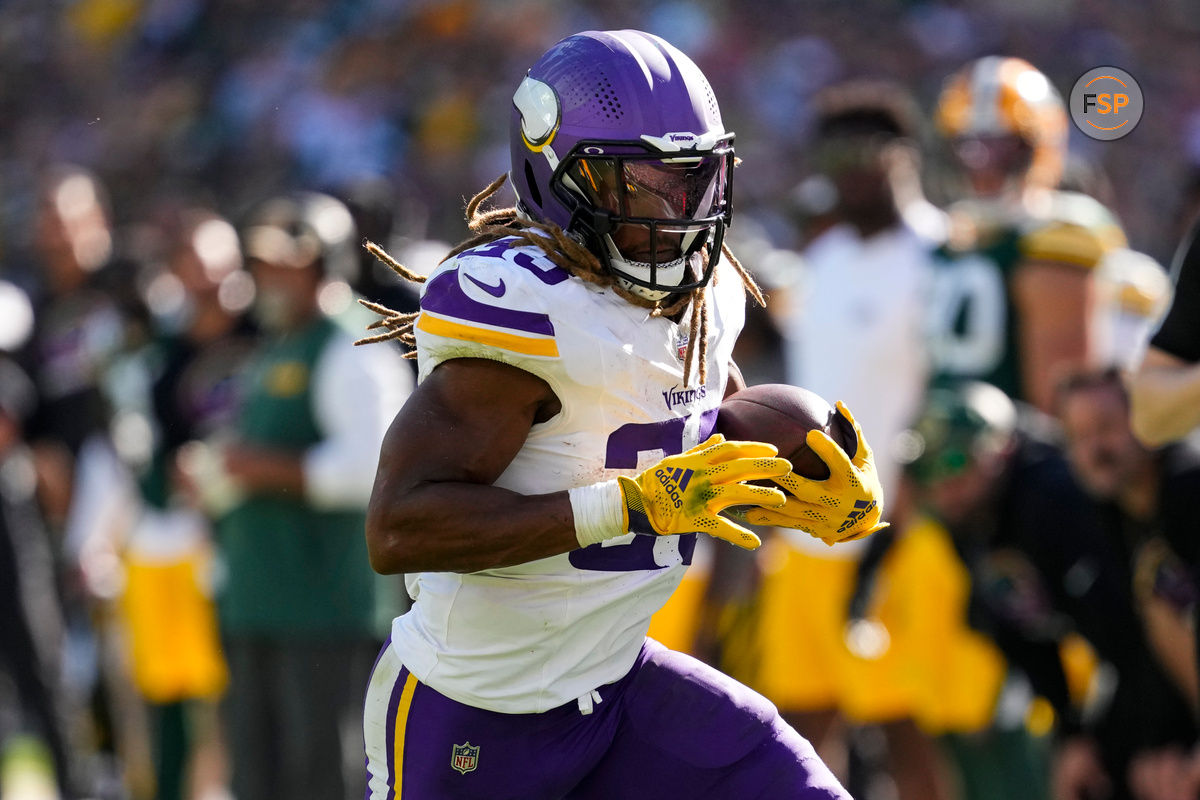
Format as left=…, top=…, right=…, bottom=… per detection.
left=716, top=385, right=888, bottom=545
left=618, top=434, right=791, bottom=551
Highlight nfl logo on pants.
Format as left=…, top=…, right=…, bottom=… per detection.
left=451, top=742, right=480, bottom=775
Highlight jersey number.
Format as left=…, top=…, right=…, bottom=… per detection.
left=569, top=410, right=718, bottom=572
left=470, top=239, right=569, bottom=284
left=927, top=254, right=1007, bottom=377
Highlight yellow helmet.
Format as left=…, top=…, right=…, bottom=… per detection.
left=935, top=56, right=1068, bottom=190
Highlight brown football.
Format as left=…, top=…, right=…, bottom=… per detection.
left=715, top=384, right=857, bottom=480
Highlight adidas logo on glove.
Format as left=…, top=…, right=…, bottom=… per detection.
left=655, top=467, right=694, bottom=509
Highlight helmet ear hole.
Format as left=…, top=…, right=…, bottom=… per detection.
left=523, top=160, right=542, bottom=209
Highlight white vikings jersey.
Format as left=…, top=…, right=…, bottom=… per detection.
left=391, top=236, right=744, bottom=713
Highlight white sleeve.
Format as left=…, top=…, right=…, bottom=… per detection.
left=305, top=330, right=414, bottom=510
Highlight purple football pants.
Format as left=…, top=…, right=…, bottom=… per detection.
left=363, top=637, right=849, bottom=799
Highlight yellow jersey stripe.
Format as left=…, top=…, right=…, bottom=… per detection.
left=392, top=672, right=418, bottom=798
left=417, top=313, right=559, bottom=357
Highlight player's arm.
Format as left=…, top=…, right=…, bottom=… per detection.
left=1012, top=259, right=1093, bottom=414
left=366, top=357, right=577, bottom=575
left=366, top=358, right=789, bottom=574
left=1129, top=346, right=1200, bottom=446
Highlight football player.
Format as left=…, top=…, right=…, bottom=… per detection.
left=928, top=56, right=1127, bottom=413
left=358, top=30, right=885, bottom=799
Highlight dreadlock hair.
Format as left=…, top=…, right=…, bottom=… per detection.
left=355, top=173, right=766, bottom=387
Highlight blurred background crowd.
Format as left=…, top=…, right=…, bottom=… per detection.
left=4, top=1, right=1200, bottom=800
left=2, top=0, right=1200, bottom=262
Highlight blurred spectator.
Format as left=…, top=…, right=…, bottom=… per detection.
left=1130, top=215, right=1200, bottom=446
left=21, top=165, right=126, bottom=528
left=116, top=204, right=257, bottom=800
left=211, top=192, right=411, bottom=800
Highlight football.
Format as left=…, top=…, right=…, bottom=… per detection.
left=716, top=384, right=857, bottom=480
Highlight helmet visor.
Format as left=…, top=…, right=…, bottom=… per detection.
left=567, top=152, right=729, bottom=223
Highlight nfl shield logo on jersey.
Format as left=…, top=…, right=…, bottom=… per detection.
left=675, top=332, right=689, bottom=363
left=451, top=742, right=480, bottom=775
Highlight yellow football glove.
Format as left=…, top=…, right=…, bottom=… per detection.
left=739, top=402, right=888, bottom=546
left=618, top=434, right=791, bottom=550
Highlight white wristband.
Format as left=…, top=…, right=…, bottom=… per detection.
left=568, top=480, right=626, bottom=548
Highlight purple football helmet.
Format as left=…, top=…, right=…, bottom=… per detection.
left=510, top=30, right=734, bottom=300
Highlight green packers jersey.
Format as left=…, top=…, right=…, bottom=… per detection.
left=926, top=190, right=1126, bottom=402
left=216, top=316, right=377, bottom=637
